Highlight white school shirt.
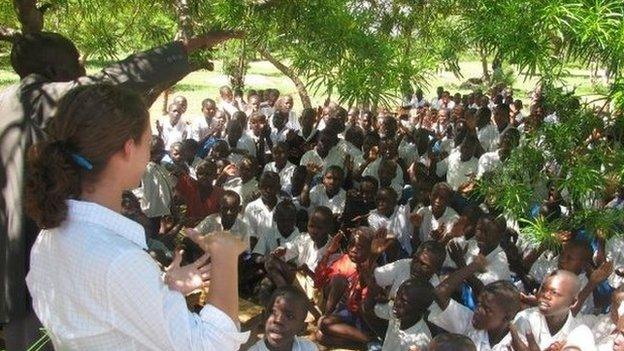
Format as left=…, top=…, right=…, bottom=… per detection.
left=194, top=214, right=250, bottom=251
left=428, top=299, right=513, bottom=351
left=26, top=200, right=249, bottom=351
left=477, top=150, right=502, bottom=179
left=477, top=123, right=500, bottom=152
left=248, top=337, right=318, bottom=351
left=283, top=234, right=333, bottom=271
left=436, top=149, right=478, bottom=191
left=132, top=161, right=176, bottom=218
left=300, top=146, right=346, bottom=174
left=410, top=97, right=428, bottom=108
left=268, top=110, right=301, bottom=132
left=270, top=126, right=291, bottom=145
left=375, top=302, right=432, bottom=351
left=398, top=139, right=420, bottom=167
left=253, top=228, right=302, bottom=257
left=223, top=177, right=259, bottom=208
left=514, top=307, right=578, bottom=350
left=606, top=237, right=624, bottom=288
left=464, top=239, right=512, bottom=285
left=243, top=197, right=281, bottom=239
left=219, top=100, right=240, bottom=117
left=415, top=206, right=459, bottom=243
left=362, top=158, right=405, bottom=196
left=309, top=184, right=346, bottom=215
left=162, top=119, right=189, bottom=150
left=368, top=205, right=414, bottom=255
left=191, top=116, right=211, bottom=141
left=577, top=313, right=616, bottom=349
left=264, top=161, right=297, bottom=193
left=374, top=258, right=441, bottom=299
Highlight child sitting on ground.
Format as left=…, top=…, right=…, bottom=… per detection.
left=411, top=182, right=459, bottom=246
left=430, top=252, right=521, bottom=351
left=244, top=171, right=282, bottom=250
left=264, top=142, right=297, bottom=195
left=254, top=200, right=302, bottom=258
left=365, top=278, right=437, bottom=351
left=367, top=187, right=413, bottom=259
left=194, top=190, right=249, bottom=251
left=175, top=160, right=225, bottom=226
left=248, top=286, right=319, bottom=351
left=302, top=165, right=347, bottom=217
left=223, top=155, right=260, bottom=208
left=343, top=176, right=379, bottom=229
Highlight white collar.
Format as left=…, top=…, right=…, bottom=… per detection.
left=67, top=199, right=147, bottom=250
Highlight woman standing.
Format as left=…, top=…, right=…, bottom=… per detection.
left=25, top=84, right=248, bottom=350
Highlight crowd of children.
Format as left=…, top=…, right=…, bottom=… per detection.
left=125, top=84, right=624, bottom=351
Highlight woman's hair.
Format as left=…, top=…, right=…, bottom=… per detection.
left=26, top=84, right=149, bottom=229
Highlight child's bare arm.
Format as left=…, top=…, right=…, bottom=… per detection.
left=435, top=255, right=487, bottom=309
left=571, top=261, right=613, bottom=316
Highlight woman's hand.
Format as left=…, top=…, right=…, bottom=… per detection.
left=164, top=249, right=211, bottom=295
left=185, top=228, right=246, bottom=257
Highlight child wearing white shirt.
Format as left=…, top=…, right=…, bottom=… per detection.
left=243, top=171, right=282, bottom=250
left=435, top=135, right=479, bottom=191
left=248, top=287, right=318, bottom=351
left=303, top=166, right=347, bottom=216
left=195, top=190, right=250, bottom=251
left=132, top=136, right=175, bottom=219
left=253, top=200, right=302, bottom=257
left=430, top=255, right=521, bottom=351
left=263, top=142, right=297, bottom=194
left=368, top=187, right=413, bottom=257
left=412, top=182, right=459, bottom=244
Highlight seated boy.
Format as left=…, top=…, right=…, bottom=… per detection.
left=253, top=200, right=302, bottom=257
left=363, top=278, right=436, bottom=351
left=244, top=171, right=282, bottom=250
left=431, top=251, right=522, bottom=350
left=248, top=286, right=319, bottom=351
left=411, top=182, right=459, bottom=245
left=435, top=134, right=479, bottom=192
left=342, top=176, right=378, bottom=228
left=300, top=129, right=346, bottom=174
left=514, top=270, right=582, bottom=349
left=223, top=155, right=260, bottom=207
left=263, top=142, right=297, bottom=194
left=361, top=139, right=404, bottom=196
left=367, top=187, right=413, bottom=258
left=194, top=190, right=249, bottom=251
left=302, top=165, right=347, bottom=216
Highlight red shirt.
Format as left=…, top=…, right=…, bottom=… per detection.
left=176, top=174, right=224, bottom=220
left=315, top=254, right=368, bottom=315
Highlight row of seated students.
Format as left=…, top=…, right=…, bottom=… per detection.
left=122, top=85, right=624, bottom=351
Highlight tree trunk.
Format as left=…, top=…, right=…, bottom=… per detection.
left=0, top=26, right=19, bottom=42
left=479, top=46, right=490, bottom=82
left=13, top=0, right=44, bottom=33
left=257, top=47, right=312, bottom=109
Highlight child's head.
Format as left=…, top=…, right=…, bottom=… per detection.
left=459, top=134, right=479, bottom=161
left=274, top=200, right=298, bottom=237
left=307, top=206, right=335, bottom=245
left=410, top=241, right=446, bottom=280
left=168, top=103, right=182, bottom=125
left=210, top=140, right=230, bottom=160
left=316, top=129, right=338, bottom=156
left=249, top=112, right=268, bottom=136
left=378, top=115, right=398, bottom=139
left=347, top=227, right=374, bottom=264
left=273, top=110, right=289, bottom=131
left=347, top=107, right=360, bottom=125
left=322, top=166, right=345, bottom=195
left=299, top=108, right=316, bottom=130
left=267, top=89, right=280, bottom=105
left=150, top=135, right=165, bottom=163
left=201, top=98, right=217, bottom=119
left=429, top=334, right=476, bottom=351
left=272, top=142, right=289, bottom=168
left=247, top=94, right=260, bottom=112
left=359, top=176, right=379, bottom=205
left=239, top=156, right=257, bottom=182
left=345, top=126, right=365, bottom=150
left=378, top=159, right=398, bottom=187
left=477, top=106, right=492, bottom=127
left=290, top=165, right=308, bottom=197
left=231, top=111, right=247, bottom=131
left=276, top=95, right=294, bottom=112
left=537, top=270, right=582, bottom=317
left=181, top=139, right=198, bottom=163
left=170, top=142, right=184, bottom=164
left=219, top=190, right=242, bottom=224
left=393, top=278, right=435, bottom=325
left=219, top=85, right=233, bottom=101
left=379, top=138, right=398, bottom=160
left=226, top=119, right=243, bottom=145
left=558, top=240, right=592, bottom=275
left=173, top=95, right=188, bottom=114
left=472, top=280, right=521, bottom=331
left=359, top=110, right=375, bottom=131
left=474, top=214, right=505, bottom=254
left=376, top=187, right=398, bottom=218
left=430, top=182, right=452, bottom=217
left=27, top=85, right=150, bottom=229
left=264, top=286, right=309, bottom=350
left=494, top=104, right=510, bottom=129
left=259, top=171, right=281, bottom=203
left=121, top=190, right=142, bottom=217
left=196, top=161, right=218, bottom=187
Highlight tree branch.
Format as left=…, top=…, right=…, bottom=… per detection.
left=256, top=47, right=312, bottom=109
left=13, top=0, right=44, bottom=33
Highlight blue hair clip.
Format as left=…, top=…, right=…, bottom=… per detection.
left=70, top=153, right=93, bottom=171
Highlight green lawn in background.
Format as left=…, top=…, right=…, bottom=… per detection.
left=0, top=59, right=609, bottom=122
